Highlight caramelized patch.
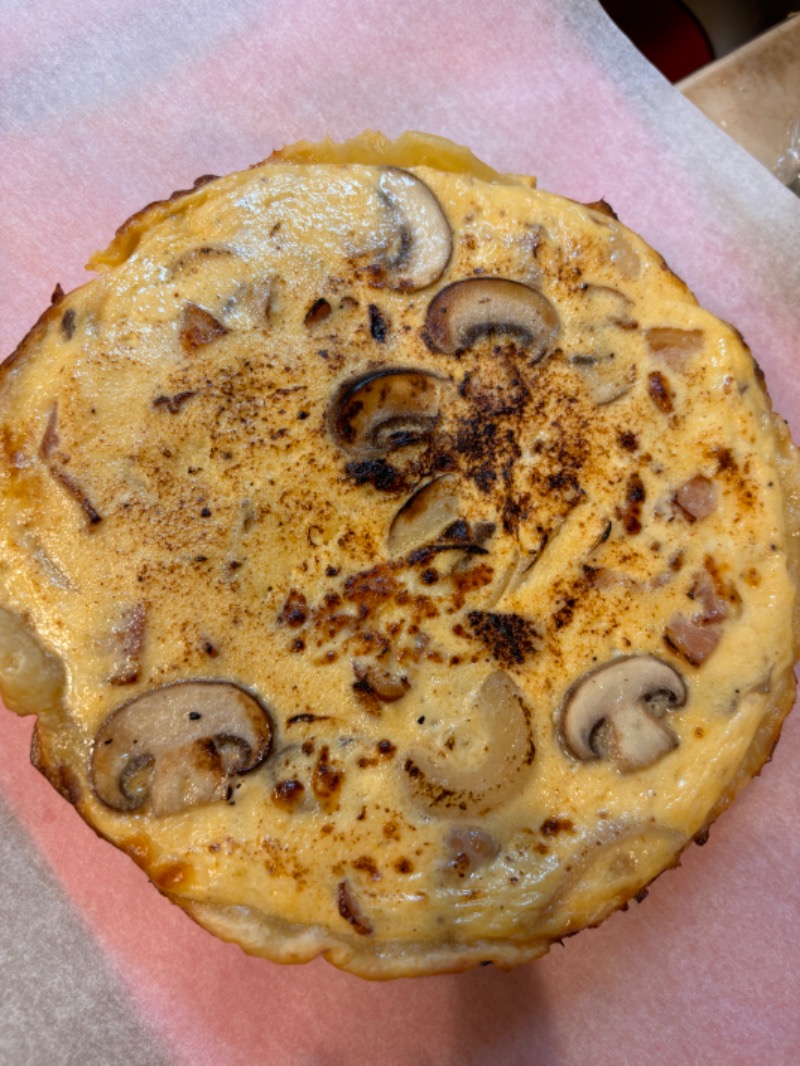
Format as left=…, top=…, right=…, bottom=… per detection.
left=153, top=862, right=194, bottom=891
left=345, top=458, right=406, bottom=492
left=273, top=779, right=305, bottom=809
left=647, top=371, right=673, bottom=413
left=312, top=746, right=343, bottom=810
left=180, top=304, right=227, bottom=353
left=466, top=611, right=538, bottom=665
left=619, top=472, right=646, bottom=535
left=280, top=589, right=309, bottom=627
left=336, top=880, right=373, bottom=935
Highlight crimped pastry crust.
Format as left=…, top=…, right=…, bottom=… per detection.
left=1, top=132, right=798, bottom=979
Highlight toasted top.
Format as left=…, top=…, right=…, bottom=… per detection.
left=0, top=132, right=798, bottom=978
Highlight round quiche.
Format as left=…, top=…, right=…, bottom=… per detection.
left=0, top=132, right=798, bottom=979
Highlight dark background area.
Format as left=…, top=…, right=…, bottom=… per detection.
left=601, top=0, right=797, bottom=81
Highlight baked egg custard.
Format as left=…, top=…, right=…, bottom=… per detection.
left=1, top=132, right=798, bottom=978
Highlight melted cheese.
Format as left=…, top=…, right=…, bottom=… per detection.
left=0, top=133, right=797, bottom=977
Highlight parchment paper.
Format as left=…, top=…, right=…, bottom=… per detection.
left=1, top=2, right=798, bottom=1063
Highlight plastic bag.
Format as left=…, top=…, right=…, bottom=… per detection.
left=775, top=117, right=800, bottom=195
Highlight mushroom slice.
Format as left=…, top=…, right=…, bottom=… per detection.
left=424, top=278, right=560, bottom=359
left=0, top=606, right=66, bottom=716
left=387, top=475, right=461, bottom=555
left=606, top=223, right=641, bottom=279
left=645, top=327, right=704, bottom=372
left=331, top=368, right=444, bottom=458
left=560, top=655, right=687, bottom=773
left=570, top=352, right=635, bottom=406
left=405, top=670, right=533, bottom=815
left=91, top=681, right=273, bottom=816
left=374, top=168, right=452, bottom=291
left=443, top=824, right=500, bottom=878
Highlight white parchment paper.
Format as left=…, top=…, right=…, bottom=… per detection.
left=1, top=2, right=798, bottom=1063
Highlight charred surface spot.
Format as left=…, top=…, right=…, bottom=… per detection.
left=466, top=611, right=538, bottom=665
left=618, top=430, right=638, bottom=452
left=312, top=745, right=343, bottom=810
left=280, top=589, right=308, bottom=628
left=713, top=446, right=737, bottom=473
left=61, top=309, right=76, bottom=340
left=455, top=417, right=520, bottom=494
left=540, top=816, right=574, bottom=837
left=273, top=779, right=305, bottom=809
left=619, top=472, right=646, bottom=535
left=153, top=390, right=196, bottom=414
left=345, top=458, right=406, bottom=492
left=305, top=298, right=331, bottom=326
left=369, top=304, right=389, bottom=342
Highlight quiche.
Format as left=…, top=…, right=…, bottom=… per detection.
left=0, top=132, right=798, bottom=979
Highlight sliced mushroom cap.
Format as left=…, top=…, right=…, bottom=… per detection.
left=331, top=368, right=444, bottom=458
left=405, top=670, right=533, bottom=815
left=425, top=277, right=560, bottom=359
left=560, top=655, right=686, bottom=772
left=91, top=681, right=273, bottom=816
left=374, top=168, right=452, bottom=291
left=387, top=475, right=461, bottom=555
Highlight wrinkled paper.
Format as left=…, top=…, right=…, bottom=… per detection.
left=1, top=2, right=799, bottom=1063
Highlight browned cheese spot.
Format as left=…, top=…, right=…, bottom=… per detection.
left=272, top=779, right=305, bottom=809
left=312, top=746, right=343, bottom=810
left=280, top=589, right=309, bottom=628
left=466, top=611, right=538, bottom=665
left=180, top=304, right=227, bottom=353
left=647, top=371, right=673, bottom=413
left=619, top=472, right=646, bottom=535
